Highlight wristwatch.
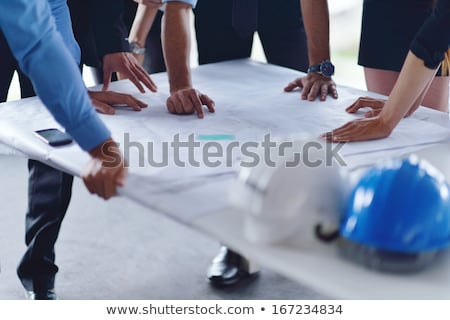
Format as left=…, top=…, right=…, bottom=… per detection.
left=307, top=60, right=335, bottom=78
left=128, top=40, right=146, bottom=55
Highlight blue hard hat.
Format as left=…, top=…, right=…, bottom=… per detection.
left=341, top=155, right=450, bottom=253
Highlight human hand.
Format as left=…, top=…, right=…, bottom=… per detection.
left=284, top=73, right=338, bottom=101
left=83, top=139, right=128, bottom=200
left=321, top=116, right=393, bottom=143
left=166, top=88, right=215, bottom=119
left=133, top=0, right=163, bottom=8
left=89, top=91, right=148, bottom=115
left=131, top=52, right=145, bottom=66
left=102, top=52, right=157, bottom=93
left=346, top=96, right=386, bottom=118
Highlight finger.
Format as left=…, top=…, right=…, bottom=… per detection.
left=329, top=83, right=338, bottom=99
left=326, top=132, right=347, bottom=143
left=102, top=71, right=112, bottom=91
left=321, top=131, right=335, bottom=142
left=331, top=135, right=350, bottom=143
left=96, top=177, right=107, bottom=200
left=372, top=99, right=386, bottom=109
left=124, top=96, right=143, bottom=112
left=166, top=98, right=176, bottom=114
left=307, top=82, right=321, bottom=101
left=332, top=122, right=370, bottom=141
left=130, top=95, right=148, bottom=109
left=115, top=167, right=128, bottom=187
left=347, top=97, right=384, bottom=113
left=173, top=95, right=185, bottom=114
left=364, top=109, right=382, bottom=118
left=125, top=68, right=146, bottom=93
left=87, top=161, right=106, bottom=198
left=319, top=83, right=328, bottom=101
left=346, top=98, right=365, bottom=113
left=329, top=121, right=358, bottom=136
left=332, top=122, right=354, bottom=136
left=188, top=90, right=204, bottom=119
left=326, top=128, right=355, bottom=142
left=200, top=94, right=215, bottom=113
left=284, top=80, right=302, bottom=92
left=178, top=92, right=196, bottom=115
left=93, top=165, right=107, bottom=199
left=93, top=100, right=116, bottom=115
left=133, top=64, right=158, bottom=92
left=82, top=167, right=96, bottom=195
left=331, top=131, right=362, bottom=142
left=108, top=92, right=148, bottom=110
left=301, top=81, right=313, bottom=100
left=83, top=177, right=96, bottom=195
left=102, top=171, right=117, bottom=200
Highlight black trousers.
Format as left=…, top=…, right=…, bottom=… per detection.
left=143, top=10, right=166, bottom=74
left=194, top=0, right=309, bottom=72
left=193, top=0, right=309, bottom=260
left=17, top=161, right=74, bottom=293
left=0, top=30, right=74, bottom=293
left=0, top=31, right=34, bottom=101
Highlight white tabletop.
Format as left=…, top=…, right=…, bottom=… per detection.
left=1, top=60, right=450, bottom=299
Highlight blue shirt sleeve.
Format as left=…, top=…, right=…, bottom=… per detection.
left=49, top=0, right=81, bottom=64
left=0, top=0, right=111, bottom=151
left=410, top=0, right=450, bottom=69
left=163, top=0, right=197, bottom=8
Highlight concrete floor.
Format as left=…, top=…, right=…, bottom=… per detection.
left=0, top=155, right=328, bottom=300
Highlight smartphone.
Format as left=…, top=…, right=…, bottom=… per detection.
left=34, top=128, right=73, bottom=147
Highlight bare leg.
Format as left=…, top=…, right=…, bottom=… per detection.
left=364, top=67, right=449, bottom=112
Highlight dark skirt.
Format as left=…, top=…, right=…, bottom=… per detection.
left=358, top=0, right=434, bottom=72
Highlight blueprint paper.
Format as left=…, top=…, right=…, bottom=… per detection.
left=0, top=60, right=450, bottom=221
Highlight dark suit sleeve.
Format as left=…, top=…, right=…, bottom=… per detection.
left=89, top=0, right=130, bottom=59
left=410, top=0, right=450, bottom=69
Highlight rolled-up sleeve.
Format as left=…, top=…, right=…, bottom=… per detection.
left=163, top=0, right=197, bottom=8
left=410, top=0, right=450, bottom=69
left=0, top=0, right=111, bottom=151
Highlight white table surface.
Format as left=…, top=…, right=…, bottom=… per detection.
left=1, top=60, right=450, bottom=299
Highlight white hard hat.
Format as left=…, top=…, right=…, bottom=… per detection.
left=229, top=138, right=350, bottom=246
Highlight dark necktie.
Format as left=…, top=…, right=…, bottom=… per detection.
left=232, top=0, right=259, bottom=39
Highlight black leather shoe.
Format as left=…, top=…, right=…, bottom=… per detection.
left=25, top=289, right=57, bottom=300
left=207, top=246, right=259, bottom=288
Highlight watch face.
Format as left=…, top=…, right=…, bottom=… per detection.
left=321, top=61, right=335, bottom=77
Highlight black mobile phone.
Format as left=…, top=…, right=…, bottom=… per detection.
left=34, top=128, right=73, bottom=146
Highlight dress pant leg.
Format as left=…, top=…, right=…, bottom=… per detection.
left=17, top=160, right=74, bottom=293
left=257, top=0, right=309, bottom=72
left=194, top=0, right=253, bottom=65
left=17, top=70, right=35, bottom=99
left=143, top=10, right=166, bottom=73
left=2, top=19, right=74, bottom=294
left=0, top=29, right=17, bottom=102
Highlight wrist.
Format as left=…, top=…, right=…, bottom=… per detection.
left=127, top=39, right=146, bottom=54
left=170, top=85, right=192, bottom=94
left=377, top=111, right=398, bottom=133
left=89, top=138, right=118, bottom=159
left=307, top=60, right=335, bottom=78
left=169, top=77, right=192, bottom=94
left=89, top=139, right=124, bottom=168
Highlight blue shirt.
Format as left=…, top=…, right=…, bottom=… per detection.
left=0, top=0, right=111, bottom=151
